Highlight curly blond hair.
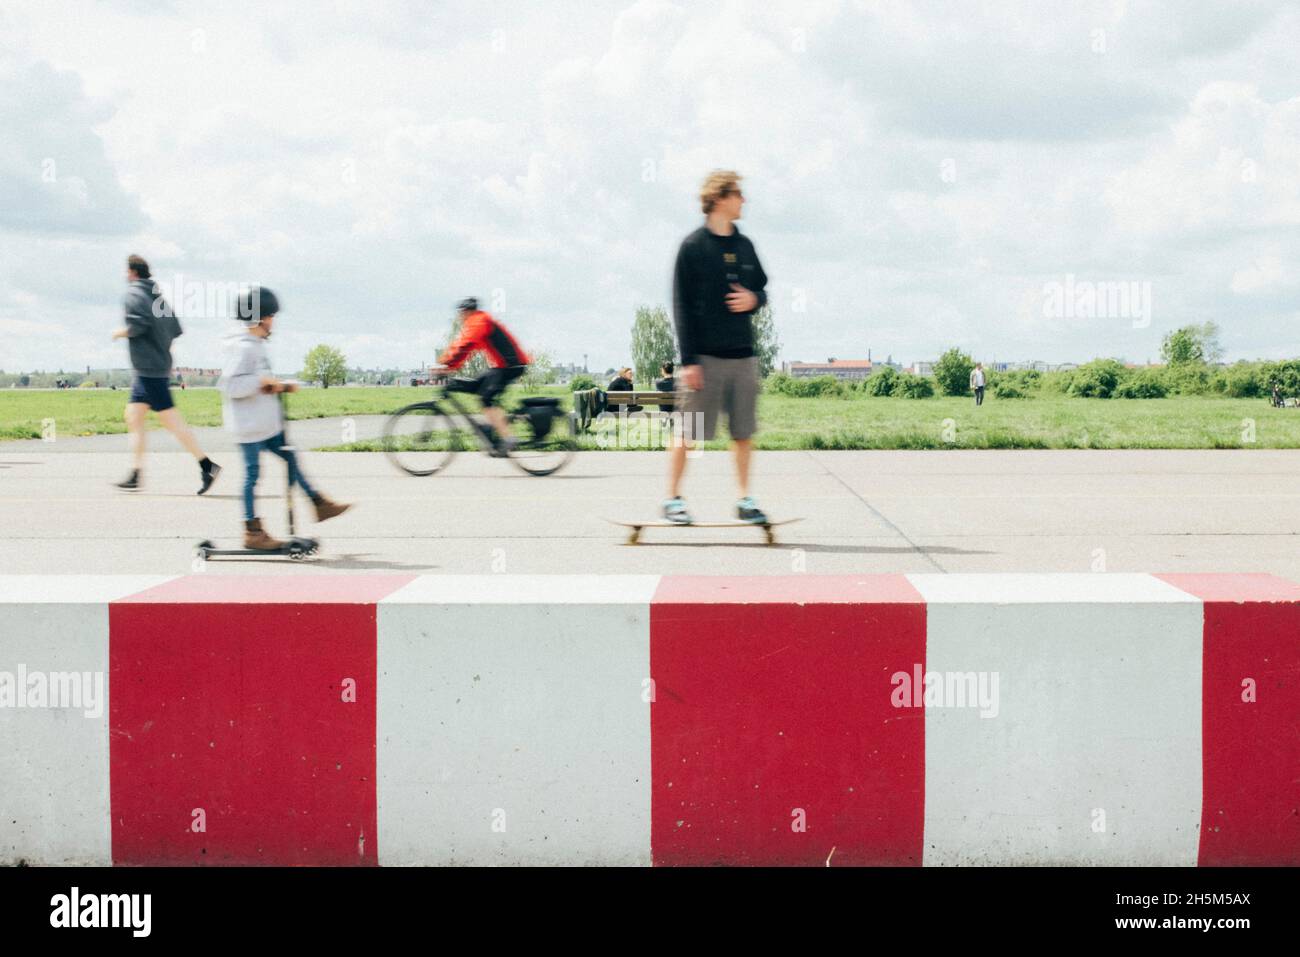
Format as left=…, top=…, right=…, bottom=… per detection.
left=700, top=169, right=742, bottom=214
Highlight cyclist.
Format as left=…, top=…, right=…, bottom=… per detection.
left=435, top=298, right=531, bottom=455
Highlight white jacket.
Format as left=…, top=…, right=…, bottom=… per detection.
left=218, top=331, right=283, bottom=444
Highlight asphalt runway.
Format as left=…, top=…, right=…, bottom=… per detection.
left=2, top=423, right=1297, bottom=578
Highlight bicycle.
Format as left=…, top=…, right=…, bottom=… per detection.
left=382, top=377, right=577, bottom=477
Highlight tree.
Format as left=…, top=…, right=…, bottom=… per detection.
left=1161, top=322, right=1222, bottom=365
left=630, top=306, right=676, bottom=386
left=302, top=345, right=347, bottom=388
left=933, top=348, right=975, bottom=396
left=751, top=304, right=780, bottom=378
left=519, top=350, right=556, bottom=390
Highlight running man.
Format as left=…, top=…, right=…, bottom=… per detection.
left=112, top=254, right=220, bottom=493
left=435, top=298, right=530, bottom=455
left=219, top=286, right=350, bottom=550
left=664, top=170, right=769, bottom=524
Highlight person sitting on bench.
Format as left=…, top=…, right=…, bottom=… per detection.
left=655, top=361, right=676, bottom=413
left=607, top=367, right=641, bottom=412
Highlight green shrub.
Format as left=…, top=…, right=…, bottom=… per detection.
left=769, top=373, right=845, bottom=398
left=1041, top=370, right=1074, bottom=394
left=1161, top=362, right=1211, bottom=395
left=990, top=369, right=1041, bottom=396
left=893, top=373, right=934, bottom=398
left=865, top=367, right=898, bottom=396
left=1068, top=359, right=1125, bottom=398
left=1263, top=359, right=1300, bottom=396
left=569, top=374, right=597, bottom=393
left=1114, top=369, right=1168, bottom=398
left=1217, top=363, right=1268, bottom=398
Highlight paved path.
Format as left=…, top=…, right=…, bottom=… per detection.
left=2, top=435, right=1296, bottom=578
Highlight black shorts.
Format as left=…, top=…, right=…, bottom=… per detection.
left=474, top=365, right=525, bottom=407
left=128, top=375, right=174, bottom=412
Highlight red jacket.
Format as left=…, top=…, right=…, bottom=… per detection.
left=438, top=310, right=530, bottom=370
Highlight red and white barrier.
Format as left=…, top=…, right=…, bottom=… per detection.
left=1, top=573, right=1296, bottom=866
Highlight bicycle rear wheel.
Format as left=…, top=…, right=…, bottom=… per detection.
left=383, top=402, right=464, bottom=476
left=507, top=408, right=577, bottom=476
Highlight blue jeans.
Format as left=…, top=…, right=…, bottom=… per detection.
left=239, top=432, right=317, bottom=521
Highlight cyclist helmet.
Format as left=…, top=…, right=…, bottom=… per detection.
left=235, top=286, right=280, bottom=325
left=456, top=297, right=478, bottom=312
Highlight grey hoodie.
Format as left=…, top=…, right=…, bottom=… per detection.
left=123, top=279, right=182, bottom=377
left=218, top=329, right=283, bottom=444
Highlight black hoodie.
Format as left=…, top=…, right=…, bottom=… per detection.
left=671, top=225, right=768, bottom=366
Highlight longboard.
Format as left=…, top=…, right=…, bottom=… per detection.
left=606, top=517, right=803, bottom=545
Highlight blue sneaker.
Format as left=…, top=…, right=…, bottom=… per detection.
left=736, top=496, right=768, bottom=524
left=662, top=497, right=693, bottom=525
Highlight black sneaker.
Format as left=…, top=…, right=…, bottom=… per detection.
left=736, top=496, right=768, bottom=524
left=489, top=436, right=518, bottom=458
left=115, top=470, right=140, bottom=491
left=198, top=462, right=221, bottom=495
left=662, top=497, right=693, bottom=525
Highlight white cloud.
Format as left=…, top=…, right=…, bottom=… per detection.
left=1, top=0, right=1297, bottom=374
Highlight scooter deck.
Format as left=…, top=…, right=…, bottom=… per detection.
left=195, top=538, right=320, bottom=561
left=606, top=518, right=802, bottom=545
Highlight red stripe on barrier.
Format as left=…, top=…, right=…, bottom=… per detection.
left=1157, top=573, right=1300, bottom=865
left=650, top=576, right=926, bottom=866
left=107, top=576, right=412, bottom=865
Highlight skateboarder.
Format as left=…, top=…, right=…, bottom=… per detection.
left=664, top=170, right=769, bottom=525
left=219, top=286, right=350, bottom=550
left=112, top=254, right=221, bottom=493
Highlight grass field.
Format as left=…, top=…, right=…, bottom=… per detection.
left=3, top=385, right=1299, bottom=449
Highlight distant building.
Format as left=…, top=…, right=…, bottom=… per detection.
left=907, top=361, right=935, bottom=376
left=784, top=358, right=873, bottom=381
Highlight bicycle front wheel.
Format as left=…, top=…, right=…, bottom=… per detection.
left=383, top=402, right=464, bottom=476
left=508, top=410, right=577, bottom=476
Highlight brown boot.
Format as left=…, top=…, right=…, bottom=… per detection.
left=311, top=494, right=352, bottom=522
left=244, top=518, right=285, bottom=551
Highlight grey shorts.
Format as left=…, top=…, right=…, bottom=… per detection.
left=682, top=355, right=760, bottom=441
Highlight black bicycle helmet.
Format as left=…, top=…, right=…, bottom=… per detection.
left=236, top=286, right=280, bottom=324
left=456, top=297, right=478, bottom=312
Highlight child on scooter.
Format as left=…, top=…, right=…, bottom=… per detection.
left=218, top=286, right=351, bottom=550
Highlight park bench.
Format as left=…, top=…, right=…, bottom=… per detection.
left=572, top=389, right=681, bottom=432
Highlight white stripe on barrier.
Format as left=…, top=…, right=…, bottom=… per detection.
left=0, top=575, right=176, bottom=604
left=906, top=572, right=1200, bottom=604
left=0, top=577, right=172, bottom=865
left=909, top=573, right=1203, bottom=865
left=376, top=582, right=653, bottom=865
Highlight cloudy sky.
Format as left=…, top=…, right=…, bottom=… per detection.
left=1, top=0, right=1297, bottom=374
